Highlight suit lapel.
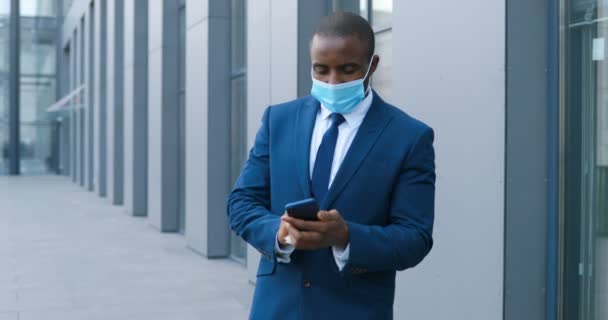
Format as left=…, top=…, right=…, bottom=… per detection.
left=321, top=93, right=393, bottom=210
left=295, top=97, right=319, bottom=198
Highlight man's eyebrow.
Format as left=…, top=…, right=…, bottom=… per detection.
left=337, top=62, right=361, bottom=69
left=312, top=63, right=328, bottom=68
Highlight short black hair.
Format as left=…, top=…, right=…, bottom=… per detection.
left=311, top=12, right=375, bottom=60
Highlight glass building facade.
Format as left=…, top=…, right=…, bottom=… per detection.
left=19, top=0, right=57, bottom=174
left=0, top=0, right=57, bottom=175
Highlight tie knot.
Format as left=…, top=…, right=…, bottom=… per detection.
left=330, top=113, right=345, bottom=127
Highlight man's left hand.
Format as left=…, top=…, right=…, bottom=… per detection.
left=281, top=210, right=349, bottom=250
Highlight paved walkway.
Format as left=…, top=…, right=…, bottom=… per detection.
left=0, top=175, right=253, bottom=320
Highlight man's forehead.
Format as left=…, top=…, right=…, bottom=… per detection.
left=310, top=34, right=367, bottom=62
left=311, top=33, right=366, bottom=50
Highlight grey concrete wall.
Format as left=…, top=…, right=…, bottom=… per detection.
left=392, top=1, right=505, bottom=319
left=148, top=0, right=180, bottom=232
left=244, top=0, right=298, bottom=283
left=184, top=0, right=231, bottom=257
left=106, top=0, right=124, bottom=205
left=123, top=0, right=148, bottom=217
left=94, top=0, right=107, bottom=197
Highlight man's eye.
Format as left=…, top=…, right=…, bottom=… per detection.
left=342, top=67, right=356, bottom=74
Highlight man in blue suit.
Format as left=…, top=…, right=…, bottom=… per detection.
left=227, top=12, right=435, bottom=320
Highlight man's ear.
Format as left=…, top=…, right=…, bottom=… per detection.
left=370, top=54, right=380, bottom=75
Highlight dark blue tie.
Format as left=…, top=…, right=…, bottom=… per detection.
left=312, top=113, right=346, bottom=205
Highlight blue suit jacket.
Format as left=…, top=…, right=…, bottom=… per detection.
left=227, top=92, right=435, bottom=320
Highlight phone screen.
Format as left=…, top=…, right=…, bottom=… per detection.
left=285, top=198, right=319, bottom=221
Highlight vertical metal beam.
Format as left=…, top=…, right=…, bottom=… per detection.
left=8, top=0, right=20, bottom=175
left=131, top=0, right=148, bottom=216
left=547, top=0, right=560, bottom=319
left=504, top=0, right=550, bottom=319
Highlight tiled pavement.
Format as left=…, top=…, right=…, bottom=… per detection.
left=0, top=175, right=253, bottom=320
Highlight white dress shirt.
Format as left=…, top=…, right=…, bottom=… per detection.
left=275, top=90, right=375, bottom=271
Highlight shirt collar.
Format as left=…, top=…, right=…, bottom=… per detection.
left=319, top=90, right=374, bottom=128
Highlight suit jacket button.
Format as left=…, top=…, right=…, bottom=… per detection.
left=303, top=280, right=311, bottom=288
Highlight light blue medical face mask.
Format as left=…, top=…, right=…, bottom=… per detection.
left=310, top=57, right=374, bottom=114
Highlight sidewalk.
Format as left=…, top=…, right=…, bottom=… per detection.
left=0, top=175, right=253, bottom=320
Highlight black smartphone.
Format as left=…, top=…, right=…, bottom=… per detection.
left=285, top=198, right=320, bottom=221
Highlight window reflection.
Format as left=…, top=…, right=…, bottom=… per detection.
left=19, top=1, right=57, bottom=174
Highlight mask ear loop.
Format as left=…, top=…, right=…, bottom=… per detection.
left=363, top=54, right=375, bottom=95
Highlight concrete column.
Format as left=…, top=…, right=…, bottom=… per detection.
left=94, top=0, right=107, bottom=197
left=123, top=0, right=148, bottom=216
left=106, top=0, right=124, bottom=205
left=184, top=0, right=231, bottom=256
left=148, top=0, right=180, bottom=231
left=244, top=0, right=298, bottom=282
left=70, top=30, right=77, bottom=183
left=78, top=20, right=85, bottom=187
left=392, top=1, right=505, bottom=319
left=84, top=4, right=94, bottom=191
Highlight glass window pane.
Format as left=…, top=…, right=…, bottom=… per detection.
left=561, top=0, right=608, bottom=319
left=372, top=0, right=392, bottom=29
left=19, top=8, right=57, bottom=174
left=372, top=30, right=392, bottom=101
